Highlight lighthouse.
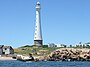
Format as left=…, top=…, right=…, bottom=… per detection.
left=34, top=1, right=43, bottom=46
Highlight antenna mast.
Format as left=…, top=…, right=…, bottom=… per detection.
left=37, top=0, right=39, bottom=2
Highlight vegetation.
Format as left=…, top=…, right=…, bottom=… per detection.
left=68, top=42, right=90, bottom=48
left=14, top=42, right=90, bottom=56
left=69, top=44, right=90, bottom=48
left=14, top=46, right=60, bottom=56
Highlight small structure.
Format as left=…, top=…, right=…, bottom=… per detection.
left=0, top=45, right=14, bottom=55
left=3, top=46, right=14, bottom=54
left=48, top=43, right=57, bottom=47
left=56, top=44, right=65, bottom=48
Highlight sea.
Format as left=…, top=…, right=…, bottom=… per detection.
left=0, top=60, right=90, bottom=67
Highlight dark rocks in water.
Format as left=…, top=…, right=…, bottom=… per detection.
left=34, top=58, right=40, bottom=62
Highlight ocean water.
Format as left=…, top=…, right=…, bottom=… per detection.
left=0, top=60, right=90, bottom=67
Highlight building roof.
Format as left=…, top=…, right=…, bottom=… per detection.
left=3, top=46, right=12, bottom=49
left=0, top=45, right=4, bottom=48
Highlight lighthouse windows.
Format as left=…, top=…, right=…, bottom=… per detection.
left=35, top=37, right=36, bottom=39
left=35, top=33, right=37, bottom=35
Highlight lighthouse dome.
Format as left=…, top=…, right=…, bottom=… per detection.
left=37, top=2, right=40, bottom=5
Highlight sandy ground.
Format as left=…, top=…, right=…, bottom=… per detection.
left=0, top=57, right=16, bottom=60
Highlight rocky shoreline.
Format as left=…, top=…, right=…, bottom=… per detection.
left=45, top=48, right=90, bottom=61
left=2, top=48, right=90, bottom=62
left=32, top=48, right=90, bottom=62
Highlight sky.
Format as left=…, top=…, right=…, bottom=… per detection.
left=0, top=0, right=90, bottom=48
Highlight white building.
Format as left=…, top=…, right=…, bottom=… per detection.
left=0, top=45, right=14, bottom=55
left=56, top=44, right=65, bottom=47
left=48, top=43, right=57, bottom=47
left=3, top=46, right=14, bottom=54
left=34, top=1, right=43, bottom=46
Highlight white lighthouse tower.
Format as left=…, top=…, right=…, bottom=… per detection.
left=34, top=1, right=43, bottom=46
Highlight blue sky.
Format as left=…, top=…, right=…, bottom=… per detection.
left=0, top=0, right=90, bottom=48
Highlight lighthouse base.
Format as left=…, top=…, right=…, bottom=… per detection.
left=34, top=40, right=43, bottom=47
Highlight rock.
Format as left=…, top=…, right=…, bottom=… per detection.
left=47, top=48, right=90, bottom=61
left=16, top=54, right=34, bottom=62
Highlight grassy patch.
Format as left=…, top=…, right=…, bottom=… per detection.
left=14, top=47, right=60, bottom=56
